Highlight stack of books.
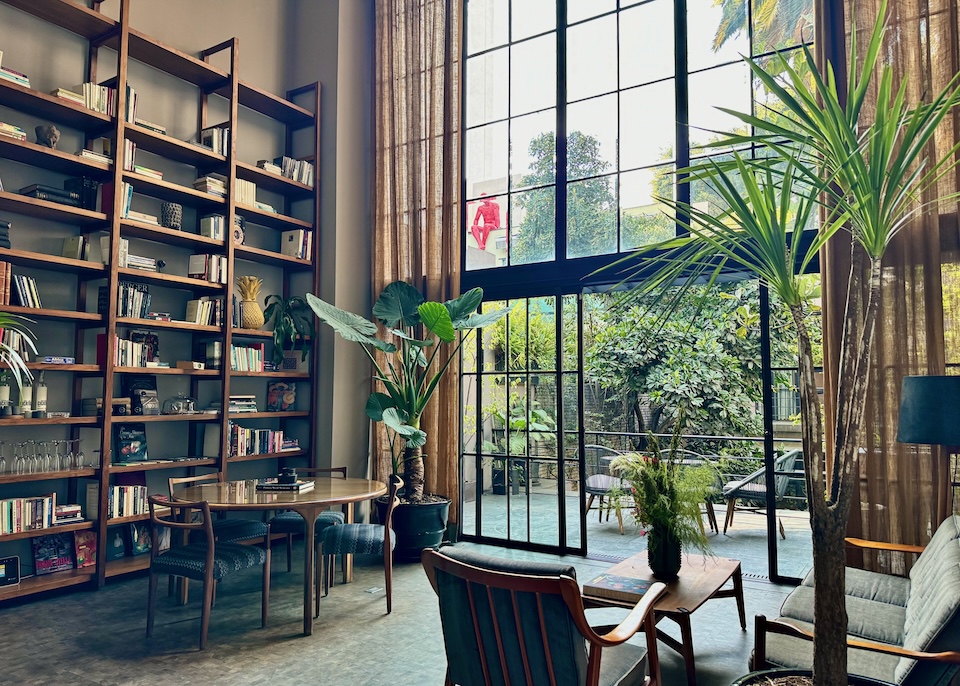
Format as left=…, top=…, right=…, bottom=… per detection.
left=135, top=117, right=166, bottom=135
left=126, top=210, right=158, bottom=226
left=97, top=332, right=157, bottom=368
left=235, top=178, right=256, bottom=206
left=73, top=82, right=116, bottom=116
left=50, top=87, right=84, bottom=106
left=12, top=275, right=42, bottom=308
left=194, top=174, right=226, bottom=197
left=78, top=148, right=111, bottom=164
left=281, top=229, right=313, bottom=260
left=230, top=343, right=266, bottom=372
left=254, top=201, right=276, bottom=213
left=53, top=504, right=83, bottom=526
left=0, top=121, right=26, bottom=141
left=133, top=164, right=161, bottom=180
left=274, top=155, right=314, bottom=187
left=256, top=159, right=282, bottom=175
left=188, top=254, right=227, bottom=284
left=206, top=394, right=258, bottom=414
left=184, top=296, right=223, bottom=325
left=0, top=66, right=30, bottom=88
left=200, top=214, right=226, bottom=240
left=0, top=220, right=9, bottom=249
left=256, top=478, right=315, bottom=493
left=200, top=126, right=229, bottom=154
left=126, top=254, right=158, bottom=272
left=19, top=184, right=81, bottom=207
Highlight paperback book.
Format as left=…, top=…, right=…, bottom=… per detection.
left=582, top=573, right=665, bottom=604
left=32, top=533, right=74, bottom=575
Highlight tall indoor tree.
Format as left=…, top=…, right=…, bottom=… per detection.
left=610, top=2, right=960, bottom=682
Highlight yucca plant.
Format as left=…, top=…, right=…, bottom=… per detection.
left=0, top=312, right=37, bottom=389
left=609, top=2, right=960, bottom=683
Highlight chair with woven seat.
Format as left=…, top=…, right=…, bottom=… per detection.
left=421, top=546, right=666, bottom=686
left=268, top=467, right=347, bottom=572
left=315, top=474, right=402, bottom=617
left=146, top=495, right=270, bottom=650
left=721, top=449, right=802, bottom=534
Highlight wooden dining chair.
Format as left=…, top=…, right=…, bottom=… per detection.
left=268, top=467, right=347, bottom=572
left=146, top=495, right=270, bottom=650
left=421, top=546, right=666, bottom=686
left=168, top=475, right=271, bottom=544
left=315, top=474, right=402, bottom=617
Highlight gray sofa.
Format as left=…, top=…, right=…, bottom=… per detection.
left=754, top=514, right=960, bottom=685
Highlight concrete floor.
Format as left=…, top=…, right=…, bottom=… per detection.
left=0, top=541, right=794, bottom=686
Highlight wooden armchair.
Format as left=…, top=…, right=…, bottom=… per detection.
left=422, top=546, right=666, bottom=686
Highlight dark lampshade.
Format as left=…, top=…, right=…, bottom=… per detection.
left=896, top=376, right=960, bottom=445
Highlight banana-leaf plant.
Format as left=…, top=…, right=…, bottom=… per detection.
left=306, top=282, right=508, bottom=503
left=0, top=312, right=36, bottom=390
left=606, top=2, right=960, bottom=683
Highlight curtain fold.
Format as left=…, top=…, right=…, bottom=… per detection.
left=373, top=0, right=463, bottom=521
left=820, top=0, right=960, bottom=573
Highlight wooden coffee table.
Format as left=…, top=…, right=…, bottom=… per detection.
left=582, top=552, right=746, bottom=686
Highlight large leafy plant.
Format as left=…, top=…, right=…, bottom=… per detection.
left=609, top=2, right=960, bottom=682
left=306, top=282, right=507, bottom=503
left=263, top=294, right=315, bottom=367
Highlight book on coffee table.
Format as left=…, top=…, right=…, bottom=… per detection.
left=255, top=479, right=315, bottom=493
left=583, top=572, right=665, bottom=603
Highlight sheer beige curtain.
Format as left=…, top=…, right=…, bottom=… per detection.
left=373, top=0, right=463, bottom=521
left=820, top=0, right=960, bottom=573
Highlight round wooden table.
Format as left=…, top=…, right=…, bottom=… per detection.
left=178, top=477, right=387, bottom=635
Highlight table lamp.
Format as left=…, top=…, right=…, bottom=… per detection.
left=896, top=375, right=960, bottom=447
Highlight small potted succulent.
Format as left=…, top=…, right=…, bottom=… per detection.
left=263, top=294, right=315, bottom=371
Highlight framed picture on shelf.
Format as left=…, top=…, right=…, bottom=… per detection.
left=266, top=381, right=296, bottom=412
left=129, top=522, right=151, bottom=555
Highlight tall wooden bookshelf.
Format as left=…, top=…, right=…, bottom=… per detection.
left=0, top=0, right=321, bottom=601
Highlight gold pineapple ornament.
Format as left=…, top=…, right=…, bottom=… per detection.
left=236, top=275, right=265, bottom=329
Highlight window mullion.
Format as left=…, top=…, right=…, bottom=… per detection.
left=556, top=0, right=568, bottom=263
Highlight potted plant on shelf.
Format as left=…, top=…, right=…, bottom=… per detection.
left=609, top=1, right=960, bottom=682
left=263, top=294, right=315, bottom=372
left=306, top=281, right=508, bottom=560
left=610, top=425, right=716, bottom=580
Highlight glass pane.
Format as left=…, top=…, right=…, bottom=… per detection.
left=505, top=302, right=528, bottom=373
left=466, top=194, right=508, bottom=270
left=620, top=1, right=675, bottom=89
left=567, top=175, right=617, bottom=259
left=754, top=0, right=814, bottom=54
left=512, top=0, right=556, bottom=41
left=465, top=122, right=508, bottom=198
left=511, top=34, right=557, bottom=116
left=461, top=455, right=478, bottom=537
left=753, top=50, right=809, bottom=135
left=620, top=165, right=676, bottom=250
left=619, top=80, right=676, bottom=170
left=567, top=95, right=617, bottom=180
left=562, top=372, right=579, bottom=432
left=482, top=302, right=507, bottom=371
left=566, top=15, right=617, bottom=102
left=568, top=0, right=615, bottom=24
left=562, top=296, right=578, bottom=373
left=467, top=0, right=509, bottom=55
left=463, top=374, right=480, bottom=454
left=466, top=48, right=509, bottom=128
left=687, top=0, right=747, bottom=72
left=510, top=186, right=555, bottom=265
left=688, top=152, right=735, bottom=214
left=529, top=469, right=561, bottom=546
left=688, top=62, right=751, bottom=151
left=529, top=297, right=558, bottom=372
left=510, top=109, right=556, bottom=191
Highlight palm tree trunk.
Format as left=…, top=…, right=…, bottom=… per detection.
left=403, top=445, right=425, bottom=502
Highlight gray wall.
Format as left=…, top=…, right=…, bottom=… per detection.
left=0, top=0, right=375, bottom=536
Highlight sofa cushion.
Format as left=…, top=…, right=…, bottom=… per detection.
left=781, top=585, right=906, bottom=646
left=763, top=617, right=900, bottom=684
left=801, top=567, right=910, bottom=607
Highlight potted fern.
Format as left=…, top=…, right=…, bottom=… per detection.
left=610, top=2, right=960, bottom=682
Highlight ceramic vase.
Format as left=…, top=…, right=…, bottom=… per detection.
left=647, top=525, right=682, bottom=580
left=240, top=300, right=265, bottom=329
left=160, top=202, right=183, bottom=230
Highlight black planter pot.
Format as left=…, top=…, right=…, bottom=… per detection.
left=377, top=497, right=450, bottom=562
left=647, top=526, right=682, bottom=581
left=731, top=668, right=893, bottom=686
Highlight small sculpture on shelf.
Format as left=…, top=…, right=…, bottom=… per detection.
left=237, top=275, right=265, bottom=329
left=34, top=125, right=60, bottom=149
left=160, top=202, right=183, bottom=230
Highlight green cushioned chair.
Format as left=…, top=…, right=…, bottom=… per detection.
left=421, top=546, right=666, bottom=686
left=268, top=467, right=348, bottom=572
left=146, top=495, right=270, bottom=651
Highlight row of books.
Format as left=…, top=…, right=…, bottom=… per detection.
left=185, top=296, right=224, bottom=326
left=227, top=424, right=298, bottom=457
left=268, top=156, right=315, bottom=187
left=11, top=274, right=41, bottom=308
left=187, top=253, right=228, bottom=284
left=281, top=229, right=313, bottom=260
left=231, top=343, right=266, bottom=372
left=135, top=117, right=166, bottom=135
left=61, top=82, right=136, bottom=119
left=200, top=126, right=229, bottom=154
left=99, top=236, right=130, bottom=268
left=85, top=483, right=152, bottom=520
left=126, top=254, right=158, bottom=271
left=0, top=260, right=14, bottom=305
left=32, top=531, right=98, bottom=576
left=235, top=178, right=256, bottom=206
left=200, top=214, right=227, bottom=240
left=194, top=174, right=226, bottom=197
left=99, top=281, right=151, bottom=319
left=0, top=494, right=55, bottom=535
left=0, top=120, right=26, bottom=141
left=19, top=182, right=82, bottom=208
left=0, top=65, right=29, bottom=88
left=120, top=139, right=137, bottom=172
left=96, top=332, right=159, bottom=368
left=0, top=218, right=8, bottom=248
left=207, top=394, right=258, bottom=413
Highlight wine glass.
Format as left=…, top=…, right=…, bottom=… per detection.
left=38, top=441, right=51, bottom=473
left=15, top=442, right=28, bottom=475
left=0, top=441, right=7, bottom=474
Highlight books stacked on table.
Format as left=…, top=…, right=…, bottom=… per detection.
left=19, top=183, right=81, bottom=207
left=274, top=155, right=314, bottom=187
left=200, top=126, right=229, bottom=154
left=135, top=117, right=166, bottom=135
left=255, top=478, right=315, bottom=493
left=194, top=174, right=226, bottom=197
left=0, top=66, right=30, bottom=88
left=50, top=87, right=84, bottom=106
left=12, top=274, right=41, bottom=308
left=0, top=220, right=9, bottom=249
left=235, top=178, right=256, bottom=206
left=0, top=121, right=26, bottom=141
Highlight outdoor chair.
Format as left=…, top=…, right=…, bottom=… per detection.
left=315, top=474, right=402, bottom=617
left=720, top=450, right=802, bottom=534
left=268, top=466, right=347, bottom=572
left=583, top=444, right=628, bottom=532
left=145, top=495, right=270, bottom=650
left=422, top=546, right=666, bottom=686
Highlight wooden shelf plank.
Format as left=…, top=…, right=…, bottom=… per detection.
left=230, top=370, right=310, bottom=379
left=235, top=161, right=314, bottom=198
left=120, top=414, right=220, bottom=423
left=124, top=172, right=226, bottom=208
left=0, top=190, right=108, bottom=226
left=230, top=328, right=273, bottom=339
left=228, top=411, right=309, bottom=420
left=234, top=244, right=312, bottom=270
left=0, top=567, right=95, bottom=602
left=116, top=316, right=221, bottom=334
left=228, top=449, right=306, bottom=463
left=0, top=247, right=105, bottom=275
left=108, top=458, right=217, bottom=473
left=0, top=415, right=99, bottom=427
left=119, top=219, right=224, bottom=249
left=25, top=363, right=101, bottom=374
left=0, top=0, right=115, bottom=39
left=221, top=81, right=314, bottom=127
left=0, top=135, right=112, bottom=178
left=1, top=304, right=102, bottom=323
left=116, top=267, right=225, bottom=292
left=0, top=79, right=114, bottom=131
left=105, top=511, right=166, bottom=527
left=125, top=124, right=225, bottom=168
left=105, top=555, right=151, bottom=577
left=0, top=468, right=97, bottom=485
left=0, top=520, right=94, bottom=543
left=113, top=366, right=219, bottom=377
left=237, top=204, right=312, bottom=231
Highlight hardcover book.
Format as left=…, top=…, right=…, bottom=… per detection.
left=266, top=381, right=296, bottom=412
left=105, top=527, right=127, bottom=560
left=582, top=573, right=664, bottom=604
left=113, top=423, right=149, bottom=461
left=73, top=530, right=97, bottom=568
left=32, top=533, right=74, bottom=575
